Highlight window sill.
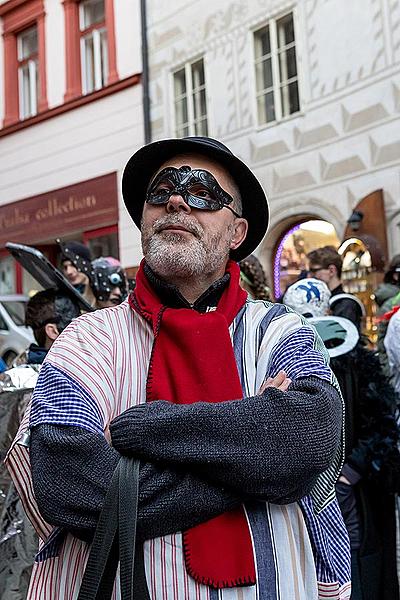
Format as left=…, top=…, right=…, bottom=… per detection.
left=254, top=109, right=304, bottom=132
left=0, top=73, right=141, bottom=138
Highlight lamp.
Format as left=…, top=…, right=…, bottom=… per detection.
left=347, top=210, right=364, bottom=232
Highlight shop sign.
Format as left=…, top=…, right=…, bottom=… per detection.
left=0, top=173, right=118, bottom=247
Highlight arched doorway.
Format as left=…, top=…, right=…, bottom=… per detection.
left=338, top=237, right=377, bottom=339
left=273, top=219, right=340, bottom=299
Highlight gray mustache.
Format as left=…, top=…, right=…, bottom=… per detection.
left=153, top=215, right=203, bottom=238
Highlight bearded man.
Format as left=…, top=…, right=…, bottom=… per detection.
left=6, top=137, right=351, bottom=599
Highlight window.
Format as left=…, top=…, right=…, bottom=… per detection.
left=173, top=59, right=208, bottom=137
left=1, top=0, right=47, bottom=127
left=0, top=256, right=15, bottom=295
left=80, top=0, right=108, bottom=94
left=254, top=12, right=300, bottom=126
left=17, top=26, right=39, bottom=119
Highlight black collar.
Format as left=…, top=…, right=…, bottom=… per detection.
left=331, top=284, right=344, bottom=297
left=143, top=262, right=230, bottom=312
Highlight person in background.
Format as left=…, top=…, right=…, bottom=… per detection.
left=0, top=288, right=81, bottom=600
left=375, top=256, right=400, bottom=378
left=239, top=254, right=271, bottom=301
left=284, top=278, right=400, bottom=600
left=3, top=288, right=81, bottom=386
left=24, top=289, right=81, bottom=362
left=307, top=246, right=364, bottom=330
left=313, top=315, right=400, bottom=600
left=283, top=277, right=331, bottom=318
left=91, top=256, right=129, bottom=308
left=375, top=255, right=400, bottom=316
left=59, top=240, right=96, bottom=307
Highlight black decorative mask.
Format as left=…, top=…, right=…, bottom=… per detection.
left=146, top=166, right=241, bottom=217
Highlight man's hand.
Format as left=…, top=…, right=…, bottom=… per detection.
left=258, top=370, right=292, bottom=394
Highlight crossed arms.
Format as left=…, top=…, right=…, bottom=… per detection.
left=30, top=372, right=342, bottom=542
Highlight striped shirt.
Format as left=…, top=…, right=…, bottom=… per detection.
left=6, top=299, right=351, bottom=599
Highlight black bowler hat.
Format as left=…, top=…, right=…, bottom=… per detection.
left=122, top=136, right=269, bottom=262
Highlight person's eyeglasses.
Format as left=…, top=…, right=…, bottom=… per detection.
left=146, top=165, right=242, bottom=218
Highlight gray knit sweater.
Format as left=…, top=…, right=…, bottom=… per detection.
left=30, top=376, right=341, bottom=542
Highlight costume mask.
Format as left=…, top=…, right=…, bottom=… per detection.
left=146, top=166, right=241, bottom=217
left=91, top=257, right=128, bottom=304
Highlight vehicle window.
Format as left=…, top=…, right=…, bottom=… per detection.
left=0, top=313, right=7, bottom=330
left=1, top=301, right=26, bottom=326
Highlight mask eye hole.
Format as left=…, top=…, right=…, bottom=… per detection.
left=150, top=180, right=173, bottom=196
left=188, top=184, right=215, bottom=200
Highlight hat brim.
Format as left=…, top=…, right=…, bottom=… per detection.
left=122, top=138, right=269, bottom=262
left=309, top=316, right=359, bottom=357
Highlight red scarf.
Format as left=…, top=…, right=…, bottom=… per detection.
left=129, top=260, right=256, bottom=589
left=378, top=304, right=400, bottom=323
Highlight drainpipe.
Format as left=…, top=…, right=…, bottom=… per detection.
left=140, top=0, right=151, bottom=143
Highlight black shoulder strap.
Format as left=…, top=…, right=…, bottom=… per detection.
left=78, top=457, right=150, bottom=600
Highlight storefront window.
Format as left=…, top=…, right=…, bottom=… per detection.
left=86, top=230, right=119, bottom=259
left=0, top=256, right=16, bottom=295
left=338, top=237, right=376, bottom=340
left=274, top=220, right=339, bottom=299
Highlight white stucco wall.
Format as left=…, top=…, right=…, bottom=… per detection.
left=146, top=0, right=400, bottom=265
left=0, top=0, right=143, bottom=268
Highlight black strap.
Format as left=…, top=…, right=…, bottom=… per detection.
left=119, top=457, right=139, bottom=598
left=78, top=457, right=150, bottom=600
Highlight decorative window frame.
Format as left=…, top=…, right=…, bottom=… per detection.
left=172, top=57, right=209, bottom=138
left=63, top=0, right=118, bottom=102
left=251, top=8, right=302, bottom=128
left=0, top=0, right=48, bottom=126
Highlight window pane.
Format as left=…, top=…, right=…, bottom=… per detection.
left=81, top=0, right=105, bottom=29
left=177, top=125, right=190, bottom=137
left=0, top=257, right=15, bottom=295
left=254, top=27, right=271, bottom=59
left=277, top=13, right=295, bottom=49
left=257, top=92, right=276, bottom=124
left=278, top=46, right=297, bottom=83
left=255, top=58, right=273, bottom=92
left=20, top=64, right=31, bottom=117
left=193, top=89, right=206, bottom=120
left=191, top=60, right=205, bottom=89
left=18, top=27, right=38, bottom=60
left=100, top=28, right=108, bottom=86
left=82, top=34, right=95, bottom=93
left=174, top=69, right=186, bottom=97
left=175, top=98, right=188, bottom=127
left=281, top=81, right=299, bottom=116
left=19, top=60, right=37, bottom=118
left=194, top=118, right=208, bottom=136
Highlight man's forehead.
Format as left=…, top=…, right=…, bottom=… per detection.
left=152, top=153, right=238, bottom=197
left=157, top=153, right=216, bottom=170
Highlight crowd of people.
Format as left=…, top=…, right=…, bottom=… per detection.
left=0, top=136, right=400, bottom=599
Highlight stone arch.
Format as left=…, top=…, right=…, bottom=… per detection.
left=257, top=199, right=343, bottom=288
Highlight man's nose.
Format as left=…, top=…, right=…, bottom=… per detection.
left=166, top=193, right=191, bottom=213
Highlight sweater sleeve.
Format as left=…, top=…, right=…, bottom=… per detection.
left=110, top=376, right=342, bottom=503
left=30, top=424, right=240, bottom=542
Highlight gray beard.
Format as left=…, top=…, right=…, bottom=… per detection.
left=141, top=215, right=233, bottom=280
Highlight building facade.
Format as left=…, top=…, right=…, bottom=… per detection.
left=146, top=0, right=400, bottom=300
left=0, top=0, right=143, bottom=294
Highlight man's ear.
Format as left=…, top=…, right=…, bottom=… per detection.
left=230, top=218, right=248, bottom=251
left=44, top=323, right=60, bottom=343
